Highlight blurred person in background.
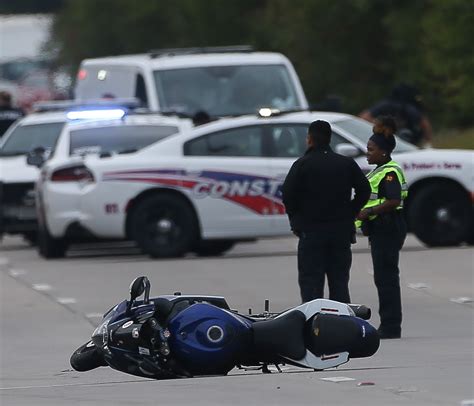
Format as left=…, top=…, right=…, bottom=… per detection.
left=359, top=83, right=433, bottom=148
left=0, top=90, right=24, bottom=138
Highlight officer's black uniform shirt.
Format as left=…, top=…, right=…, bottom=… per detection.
left=377, top=171, right=402, bottom=201
left=282, top=145, right=370, bottom=233
left=0, top=106, right=24, bottom=138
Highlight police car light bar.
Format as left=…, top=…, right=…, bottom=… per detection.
left=33, top=98, right=141, bottom=113
left=148, top=45, right=254, bottom=58
left=66, top=108, right=126, bottom=121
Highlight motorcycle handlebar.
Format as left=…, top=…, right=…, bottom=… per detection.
left=349, top=304, right=371, bottom=320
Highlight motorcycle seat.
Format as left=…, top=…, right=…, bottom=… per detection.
left=253, top=310, right=306, bottom=360
left=306, top=313, right=360, bottom=356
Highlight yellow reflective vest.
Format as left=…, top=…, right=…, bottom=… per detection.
left=355, top=160, right=408, bottom=228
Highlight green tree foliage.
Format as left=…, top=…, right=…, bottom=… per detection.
left=50, top=0, right=473, bottom=126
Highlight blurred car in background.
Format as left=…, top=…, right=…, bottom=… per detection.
left=15, top=69, right=71, bottom=112
left=74, top=46, right=308, bottom=117
left=0, top=110, right=66, bottom=243
left=35, top=110, right=474, bottom=259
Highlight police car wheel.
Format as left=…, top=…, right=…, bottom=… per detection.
left=38, top=222, right=68, bottom=259
left=70, top=341, right=107, bottom=372
left=130, top=194, right=198, bottom=258
left=194, top=240, right=235, bottom=257
left=408, top=184, right=470, bottom=246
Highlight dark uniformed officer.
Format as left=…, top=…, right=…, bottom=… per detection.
left=0, top=91, right=24, bottom=138
left=356, top=116, right=408, bottom=339
left=282, top=120, right=371, bottom=304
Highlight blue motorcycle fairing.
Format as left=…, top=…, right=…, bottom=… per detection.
left=168, top=303, right=253, bottom=374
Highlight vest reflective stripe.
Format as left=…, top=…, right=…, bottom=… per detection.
left=355, top=160, right=408, bottom=228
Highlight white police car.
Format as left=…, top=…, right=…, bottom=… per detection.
left=36, top=109, right=473, bottom=258
left=0, top=110, right=66, bottom=242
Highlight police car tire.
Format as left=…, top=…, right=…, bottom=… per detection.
left=70, top=341, right=107, bottom=372
left=130, top=194, right=198, bottom=258
left=194, top=240, right=235, bottom=257
left=38, top=222, right=67, bottom=259
left=408, top=184, right=470, bottom=247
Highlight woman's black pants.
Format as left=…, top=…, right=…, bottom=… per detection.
left=369, top=213, right=407, bottom=333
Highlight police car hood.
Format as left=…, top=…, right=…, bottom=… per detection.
left=392, top=148, right=473, bottom=166
left=0, top=156, right=39, bottom=183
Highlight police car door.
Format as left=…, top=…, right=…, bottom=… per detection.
left=269, top=124, right=363, bottom=233
left=182, top=125, right=274, bottom=238
left=267, top=124, right=308, bottom=233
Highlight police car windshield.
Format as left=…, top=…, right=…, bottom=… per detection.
left=69, top=124, right=178, bottom=156
left=334, top=118, right=418, bottom=153
left=0, top=122, right=64, bottom=156
left=154, top=65, right=300, bottom=117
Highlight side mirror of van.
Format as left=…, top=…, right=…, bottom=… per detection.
left=335, top=143, right=361, bottom=158
left=26, top=147, right=47, bottom=168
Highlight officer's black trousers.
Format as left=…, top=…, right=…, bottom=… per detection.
left=297, top=226, right=352, bottom=304
left=369, top=214, right=407, bottom=333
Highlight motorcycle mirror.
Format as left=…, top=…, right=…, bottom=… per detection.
left=129, top=276, right=149, bottom=302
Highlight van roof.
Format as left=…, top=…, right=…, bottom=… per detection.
left=80, top=52, right=291, bottom=71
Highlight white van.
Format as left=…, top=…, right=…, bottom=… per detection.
left=74, top=46, right=308, bottom=118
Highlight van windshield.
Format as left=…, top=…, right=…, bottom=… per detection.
left=154, top=64, right=301, bottom=117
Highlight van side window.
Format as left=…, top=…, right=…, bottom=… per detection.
left=135, top=74, right=148, bottom=107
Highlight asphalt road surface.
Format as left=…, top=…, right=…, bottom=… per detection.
left=1, top=235, right=473, bottom=406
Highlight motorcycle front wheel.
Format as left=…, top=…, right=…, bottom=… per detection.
left=70, top=341, right=107, bottom=372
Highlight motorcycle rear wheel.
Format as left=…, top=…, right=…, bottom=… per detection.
left=70, top=341, right=107, bottom=372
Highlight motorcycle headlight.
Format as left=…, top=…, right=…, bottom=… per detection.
left=93, top=318, right=110, bottom=345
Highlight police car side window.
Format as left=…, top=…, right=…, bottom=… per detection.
left=329, top=131, right=348, bottom=149
left=184, top=126, right=264, bottom=157
left=269, top=124, right=307, bottom=158
left=269, top=125, right=352, bottom=158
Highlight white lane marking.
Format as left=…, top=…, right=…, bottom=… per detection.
left=450, top=297, right=473, bottom=304
left=86, top=313, right=104, bottom=319
left=0, top=379, right=147, bottom=391
left=32, top=284, right=52, bottom=292
left=461, top=400, right=474, bottom=406
left=407, top=282, right=430, bottom=290
left=57, top=297, right=77, bottom=305
left=8, top=269, right=26, bottom=277
left=320, top=376, right=355, bottom=382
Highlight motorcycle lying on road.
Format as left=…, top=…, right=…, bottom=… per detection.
left=71, top=276, right=380, bottom=379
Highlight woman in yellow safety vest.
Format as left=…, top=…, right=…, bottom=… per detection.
left=356, top=116, right=408, bottom=339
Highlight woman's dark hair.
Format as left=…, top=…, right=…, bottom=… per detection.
left=370, top=116, right=397, bottom=153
